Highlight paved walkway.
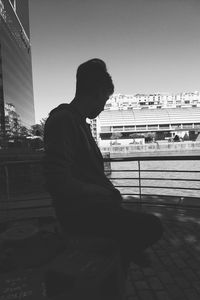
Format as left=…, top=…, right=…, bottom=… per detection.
left=0, top=204, right=200, bottom=299
left=124, top=204, right=200, bottom=300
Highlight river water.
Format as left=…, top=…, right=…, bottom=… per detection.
left=108, top=151, right=200, bottom=198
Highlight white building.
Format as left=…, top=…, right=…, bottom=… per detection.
left=91, top=107, right=200, bottom=147
left=105, top=91, right=200, bottom=111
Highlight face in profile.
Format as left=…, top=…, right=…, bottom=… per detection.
left=87, top=91, right=110, bottom=119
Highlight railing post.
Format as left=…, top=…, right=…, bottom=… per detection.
left=138, top=160, right=142, bottom=204
left=4, top=165, right=10, bottom=201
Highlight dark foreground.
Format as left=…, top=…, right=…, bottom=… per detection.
left=0, top=203, right=200, bottom=300
left=124, top=204, right=200, bottom=300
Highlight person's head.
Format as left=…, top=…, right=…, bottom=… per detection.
left=74, top=58, right=114, bottom=118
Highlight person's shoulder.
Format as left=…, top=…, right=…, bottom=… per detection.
left=46, top=103, right=75, bottom=125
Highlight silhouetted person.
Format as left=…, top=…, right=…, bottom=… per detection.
left=44, top=58, right=163, bottom=271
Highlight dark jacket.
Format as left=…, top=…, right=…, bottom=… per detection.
left=44, top=103, right=120, bottom=212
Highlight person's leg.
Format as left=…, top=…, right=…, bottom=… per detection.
left=54, top=200, right=163, bottom=270
left=59, top=206, right=162, bottom=263
left=113, top=208, right=163, bottom=268
left=116, top=208, right=163, bottom=252
left=58, top=206, right=163, bottom=245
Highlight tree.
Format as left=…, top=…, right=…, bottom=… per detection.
left=30, top=118, right=47, bottom=138
left=19, top=126, right=30, bottom=138
left=129, top=133, right=137, bottom=144
left=173, top=135, right=180, bottom=142
left=145, top=133, right=155, bottom=143
left=110, top=132, right=122, bottom=145
left=12, top=117, right=21, bottom=138
left=5, top=113, right=21, bottom=140
left=183, top=133, right=189, bottom=141
left=155, top=131, right=166, bottom=140
left=129, top=133, right=144, bottom=143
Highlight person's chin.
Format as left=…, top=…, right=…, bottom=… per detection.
left=88, top=112, right=98, bottom=119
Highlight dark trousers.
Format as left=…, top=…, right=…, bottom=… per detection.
left=55, top=205, right=163, bottom=268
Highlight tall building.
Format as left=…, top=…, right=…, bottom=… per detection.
left=0, top=0, right=35, bottom=143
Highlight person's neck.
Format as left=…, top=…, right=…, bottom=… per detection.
left=70, top=97, right=87, bottom=120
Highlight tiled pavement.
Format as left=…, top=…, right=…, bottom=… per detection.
left=0, top=204, right=200, bottom=300
left=124, top=204, right=200, bottom=300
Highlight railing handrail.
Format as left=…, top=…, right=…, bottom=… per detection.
left=104, top=154, right=200, bottom=162
left=0, top=159, right=42, bottom=167
left=0, top=154, right=200, bottom=167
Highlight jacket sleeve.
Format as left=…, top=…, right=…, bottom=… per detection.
left=44, top=111, right=122, bottom=208
left=44, top=111, right=85, bottom=197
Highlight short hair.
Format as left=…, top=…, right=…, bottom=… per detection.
left=75, top=58, right=114, bottom=96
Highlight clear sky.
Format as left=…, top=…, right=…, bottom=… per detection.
left=29, top=0, right=200, bottom=123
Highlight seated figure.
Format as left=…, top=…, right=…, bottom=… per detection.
left=43, top=58, right=163, bottom=272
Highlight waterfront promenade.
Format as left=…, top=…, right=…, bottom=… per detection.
left=0, top=152, right=200, bottom=299
left=0, top=201, right=200, bottom=300
left=124, top=203, right=200, bottom=300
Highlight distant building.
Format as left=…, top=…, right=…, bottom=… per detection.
left=0, top=0, right=35, bottom=143
left=105, top=92, right=200, bottom=111
left=91, top=107, right=200, bottom=147
left=90, top=92, right=200, bottom=147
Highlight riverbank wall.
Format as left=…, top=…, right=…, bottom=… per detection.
left=100, top=141, right=200, bottom=154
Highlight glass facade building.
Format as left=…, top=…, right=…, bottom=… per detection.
left=0, top=0, right=35, bottom=143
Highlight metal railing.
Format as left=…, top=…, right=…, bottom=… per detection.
left=0, top=154, right=200, bottom=222
left=104, top=154, right=200, bottom=207
left=0, top=159, right=54, bottom=222
left=0, top=160, right=45, bottom=201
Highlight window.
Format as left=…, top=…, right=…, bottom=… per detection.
left=148, top=125, right=158, bottom=130
left=124, top=126, right=135, bottom=131
left=113, top=126, right=123, bottom=132
left=182, top=124, right=193, bottom=129
left=136, top=125, right=146, bottom=130
left=171, top=124, right=181, bottom=129
left=159, top=124, right=169, bottom=129
left=100, top=126, right=111, bottom=132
